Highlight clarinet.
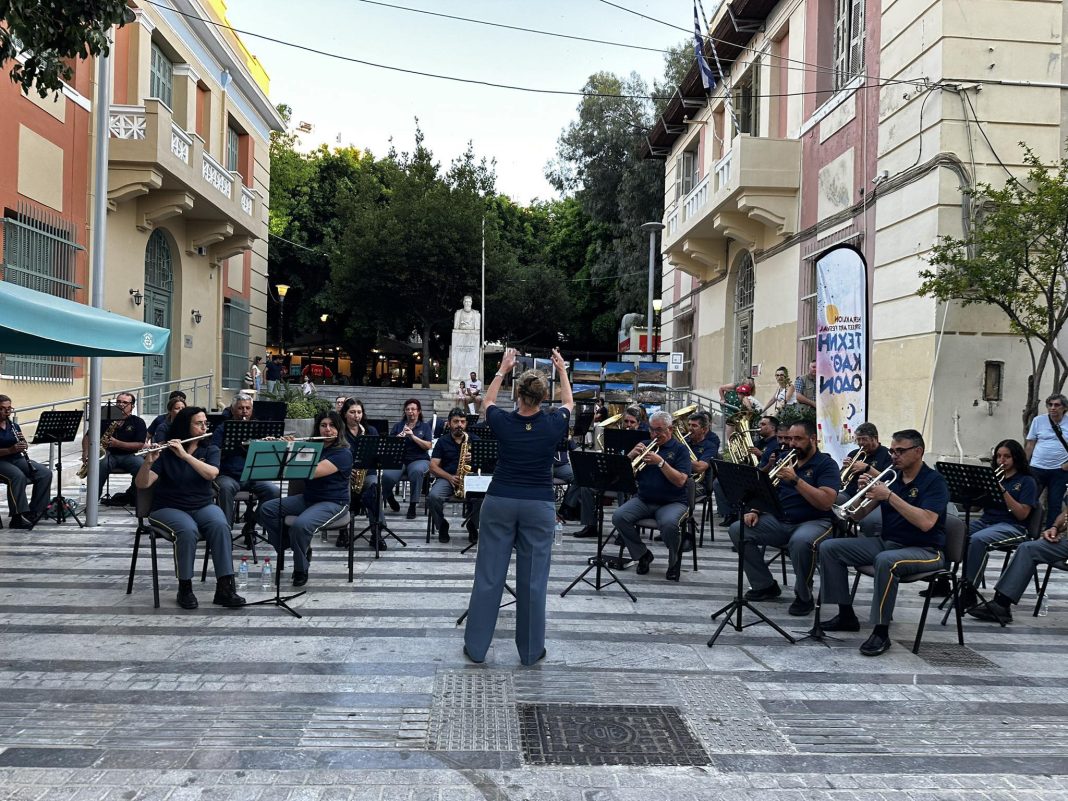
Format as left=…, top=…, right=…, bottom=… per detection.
left=13, top=426, right=36, bottom=477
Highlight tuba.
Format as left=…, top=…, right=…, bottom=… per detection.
left=592, top=412, right=623, bottom=451
left=78, top=417, right=121, bottom=479
left=726, top=411, right=759, bottom=467
left=454, top=431, right=471, bottom=499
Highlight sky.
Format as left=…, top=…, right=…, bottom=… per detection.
left=223, top=0, right=690, bottom=203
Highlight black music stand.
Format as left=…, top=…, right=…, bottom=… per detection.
left=936, top=461, right=1004, bottom=622
left=366, top=419, right=389, bottom=438
left=708, top=459, right=797, bottom=647
left=252, top=400, right=287, bottom=422
left=603, top=429, right=646, bottom=455
left=33, top=410, right=83, bottom=527
left=220, top=419, right=285, bottom=554
left=572, top=404, right=595, bottom=449
left=205, top=413, right=225, bottom=433
left=797, top=516, right=852, bottom=647
left=241, top=441, right=321, bottom=619
left=560, top=451, right=639, bottom=602
left=348, top=435, right=379, bottom=576
left=352, top=438, right=406, bottom=557
left=459, top=439, right=499, bottom=556
left=98, top=402, right=125, bottom=505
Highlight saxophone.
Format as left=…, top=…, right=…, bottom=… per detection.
left=78, top=418, right=122, bottom=479
left=454, top=431, right=470, bottom=499
left=349, top=424, right=368, bottom=495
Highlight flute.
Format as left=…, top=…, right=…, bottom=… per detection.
left=239, top=435, right=334, bottom=446
left=135, top=433, right=212, bottom=455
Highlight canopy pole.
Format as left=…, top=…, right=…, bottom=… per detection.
left=86, top=39, right=113, bottom=527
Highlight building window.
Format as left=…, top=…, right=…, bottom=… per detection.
left=0, top=203, right=80, bottom=382
left=149, top=44, right=173, bottom=107
left=672, top=310, right=694, bottom=389
left=674, top=148, right=699, bottom=201
left=983, top=361, right=1003, bottom=402
left=798, top=258, right=817, bottom=369
left=733, top=60, right=760, bottom=135
left=833, top=0, right=865, bottom=90
left=226, top=124, right=240, bottom=173
left=222, top=298, right=251, bottom=390
left=733, top=252, right=755, bottom=379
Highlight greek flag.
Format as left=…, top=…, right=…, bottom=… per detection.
left=694, top=2, right=716, bottom=92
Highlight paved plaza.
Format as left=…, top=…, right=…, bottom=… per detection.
left=3, top=460, right=1068, bottom=800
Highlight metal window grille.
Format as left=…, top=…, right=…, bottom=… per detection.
left=150, top=44, right=173, bottom=107
left=222, top=299, right=250, bottom=390
left=0, top=202, right=81, bottom=382
left=145, top=229, right=173, bottom=292
left=734, top=253, right=755, bottom=378
left=798, top=258, right=818, bottom=369
left=833, top=0, right=865, bottom=90
left=226, top=125, right=240, bottom=173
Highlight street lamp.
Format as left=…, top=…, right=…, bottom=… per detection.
left=652, top=298, right=663, bottom=358
left=640, top=222, right=665, bottom=357
left=320, top=313, right=329, bottom=374
left=276, top=283, right=290, bottom=354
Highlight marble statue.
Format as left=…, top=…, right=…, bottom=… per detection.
left=449, top=295, right=482, bottom=388
left=453, top=295, right=481, bottom=331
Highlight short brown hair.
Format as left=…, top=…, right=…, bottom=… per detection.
left=516, top=370, right=548, bottom=406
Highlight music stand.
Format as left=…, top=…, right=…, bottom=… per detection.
left=98, top=403, right=127, bottom=506
left=352, top=438, right=407, bottom=557
left=348, top=435, right=380, bottom=576
left=219, top=419, right=285, bottom=553
left=240, top=440, right=322, bottom=618
left=572, top=404, right=595, bottom=449
left=252, top=400, right=287, bottom=422
left=459, top=439, right=499, bottom=556
left=560, top=451, right=639, bottom=602
left=603, top=429, right=646, bottom=455
left=936, top=461, right=1005, bottom=623
left=708, top=459, right=797, bottom=647
left=33, top=409, right=84, bottom=527
left=205, top=413, right=226, bottom=433
left=366, top=419, right=389, bottom=438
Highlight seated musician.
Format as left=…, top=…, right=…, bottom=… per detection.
left=960, top=439, right=1036, bottom=613
left=146, top=390, right=186, bottom=442
left=717, top=415, right=778, bottom=528
left=428, top=408, right=481, bottom=544
left=152, top=396, right=186, bottom=444
left=382, top=399, right=433, bottom=520
left=85, top=392, right=146, bottom=506
left=818, top=429, right=950, bottom=655
left=258, top=411, right=352, bottom=587
left=0, top=394, right=53, bottom=528
left=728, top=420, right=841, bottom=616
left=839, top=422, right=893, bottom=538
left=622, top=406, right=648, bottom=432
left=133, top=406, right=245, bottom=610
left=342, top=398, right=384, bottom=550
left=612, top=411, right=693, bottom=581
left=684, top=411, right=719, bottom=551
left=212, top=393, right=281, bottom=539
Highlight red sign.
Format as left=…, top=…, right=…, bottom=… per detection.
left=301, top=363, right=334, bottom=380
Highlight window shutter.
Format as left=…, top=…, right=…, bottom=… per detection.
left=833, top=0, right=849, bottom=89
left=848, top=0, right=865, bottom=77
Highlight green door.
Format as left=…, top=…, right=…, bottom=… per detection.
left=142, top=230, right=173, bottom=415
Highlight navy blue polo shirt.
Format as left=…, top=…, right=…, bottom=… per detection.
left=636, top=437, right=692, bottom=505
left=303, top=446, right=353, bottom=506
left=265, top=361, right=283, bottom=381
left=776, top=451, right=841, bottom=524
left=151, top=444, right=221, bottom=513
left=486, top=405, right=570, bottom=501
left=105, top=415, right=147, bottom=452
left=345, top=425, right=379, bottom=469
left=881, top=463, right=950, bottom=549
left=432, top=433, right=478, bottom=475
left=979, top=474, right=1038, bottom=528
left=691, top=432, right=719, bottom=464
left=389, top=420, right=433, bottom=463
left=757, top=436, right=781, bottom=470
left=843, top=444, right=893, bottom=496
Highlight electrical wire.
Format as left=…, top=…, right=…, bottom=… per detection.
left=268, top=231, right=320, bottom=252
left=960, top=89, right=1021, bottom=184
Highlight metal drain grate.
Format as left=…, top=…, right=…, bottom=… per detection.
left=428, top=670, right=519, bottom=751
left=517, top=703, right=710, bottom=767
left=905, top=643, right=998, bottom=669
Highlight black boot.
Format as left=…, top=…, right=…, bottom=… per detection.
left=177, top=579, right=199, bottom=610
left=212, top=575, right=246, bottom=608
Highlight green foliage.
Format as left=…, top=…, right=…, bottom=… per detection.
left=0, top=0, right=131, bottom=96
left=918, top=145, right=1068, bottom=429
left=285, top=397, right=331, bottom=420
left=776, top=404, right=816, bottom=428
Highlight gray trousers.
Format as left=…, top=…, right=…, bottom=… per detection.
left=560, top=483, right=597, bottom=526
left=259, top=496, right=348, bottom=574
left=382, top=460, right=430, bottom=506
left=98, top=452, right=144, bottom=496
left=0, top=457, right=52, bottom=519
left=819, top=537, right=946, bottom=625
left=148, top=504, right=234, bottom=581
left=613, top=498, right=688, bottom=561
left=428, top=477, right=482, bottom=531
left=965, top=520, right=1028, bottom=585
left=995, top=537, right=1068, bottom=604
left=727, top=514, right=834, bottom=602
left=464, top=495, right=555, bottom=665
left=215, top=475, right=280, bottom=527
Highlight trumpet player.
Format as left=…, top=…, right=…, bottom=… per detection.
left=612, top=411, right=692, bottom=581
left=727, top=419, right=841, bottom=616
left=428, top=408, right=481, bottom=544
left=0, top=395, right=52, bottom=528
left=84, top=392, right=146, bottom=506
left=212, top=393, right=280, bottom=538
left=818, top=430, right=950, bottom=656
left=839, top=422, right=893, bottom=538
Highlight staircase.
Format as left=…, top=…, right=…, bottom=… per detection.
left=318, top=386, right=447, bottom=427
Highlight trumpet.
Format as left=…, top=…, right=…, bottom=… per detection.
left=841, top=451, right=868, bottom=483
left=135, top=433, right=212, bottom=455
left=832, top=466, right=898, bottom=520
left=769, top=449, right=799, bottom=487
left=631, top=440, right=660, bottom=474
left=674, top=426, right=698, bottom=462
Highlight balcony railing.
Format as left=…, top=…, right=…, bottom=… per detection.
left=202, top=153, right=234, bottom=198
left=714, top=151, right=733, bottom=192
left=240, top=186, right=255, bottom=216
left=109, top=106, right=147, bottom=140
left=683, top=174, right=710, bottom=222
left=170, top=123, right=192, bottom=164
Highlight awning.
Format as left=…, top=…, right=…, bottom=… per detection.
left=0, top=280, right=170, bottom=357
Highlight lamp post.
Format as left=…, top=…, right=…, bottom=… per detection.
left=640, top=222, right=665, bottom=357
left=320, top=313, right=329, bottom=377
left=276, top=283, right=289, bottom=355
left=652, top=298, right=662, bottom=358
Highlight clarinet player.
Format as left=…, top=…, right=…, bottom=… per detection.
left=0, top=395, right=52, bottom=528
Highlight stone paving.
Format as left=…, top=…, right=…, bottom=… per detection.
left=3, top=464, right=1068, bottom=800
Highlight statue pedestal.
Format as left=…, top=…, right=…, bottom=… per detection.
left=449, top=328, right=482, bottom=388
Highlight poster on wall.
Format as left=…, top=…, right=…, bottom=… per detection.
left=815, top=245, right=868, bottom=464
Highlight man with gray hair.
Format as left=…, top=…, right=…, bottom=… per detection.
left=212, top=393, right=280, bottom=536
left=1026, top=393, right=1068, bottom=529
left=612, top=410, right=693, bottom=582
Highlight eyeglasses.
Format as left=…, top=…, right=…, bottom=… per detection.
left=889, top=445, right=919, bottom=456
left=116, top=400, right=133, bottom=407
left=1048, top=402, right=1064, bottom=408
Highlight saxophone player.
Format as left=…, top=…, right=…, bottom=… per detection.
left=83, top=393, right=147, bottom=505
left=341, top=399, right=381, bottom=550
left=0, top=395, right=52, bottom=528
left=428, top=408, right=481, bottom=544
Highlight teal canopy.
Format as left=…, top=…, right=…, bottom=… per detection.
left=0, top=281, right=170, bottom=357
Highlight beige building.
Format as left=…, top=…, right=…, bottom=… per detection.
left=0, top=0, right=283, bottom=415
left=648, top=0, right=1068, bottom=459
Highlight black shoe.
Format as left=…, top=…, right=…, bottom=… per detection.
left=636, top=550, right=655, bottom=575
left=721, top=514, right=737, bottom=527
left=967, top=601, right=1013, bottom=623
left=177, top=579, right=198, bottom=610
left=573, top=525, right=598, bottom=539
left=212, top=575, right=246, bottom=608
left=958, top=586, right=979, bottom=611
left=665, top=561, right=681, bottom=582
left=370, top=534, right=388, bottom=551
left=788, top=597, right=815, bottom=616
left=466, top=522, right=478, bottom=542
left=438, top=520, right=451, bottom=543
left=744, top=582, right=782, bottom=602
left=292, top=570, right=308, bottom=587
left=462, top=644, right=484, bottom=664
left=859, top=630, right=892, bottom=656
left=919, top=575, right=951, bottom=598
left=8, top=514, right=30, bottom=529
left=821, top=613, right=861, bottom=632
left=305, top=546, right=313, bottom=564
left=406, top=504, right=417, bottom=520
left=385, top=494, right=400, bottom=512
left=335, top=532, right=351, bottom=549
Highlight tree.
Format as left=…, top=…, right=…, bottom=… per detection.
left=918, top=146, right=1068, bottom=432
left=1, top=0, right=132, bottom=96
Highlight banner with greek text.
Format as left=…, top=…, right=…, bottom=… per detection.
left=815, top=245, right=868, bottom=464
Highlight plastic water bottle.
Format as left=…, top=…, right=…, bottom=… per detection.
left=237, top=557, right=249, bottom=590
left=554, top=519, right=564, bottom=548
left=1038, top=598, right=1050, bottom=617
left=260, top=557, right=272, bottom=590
